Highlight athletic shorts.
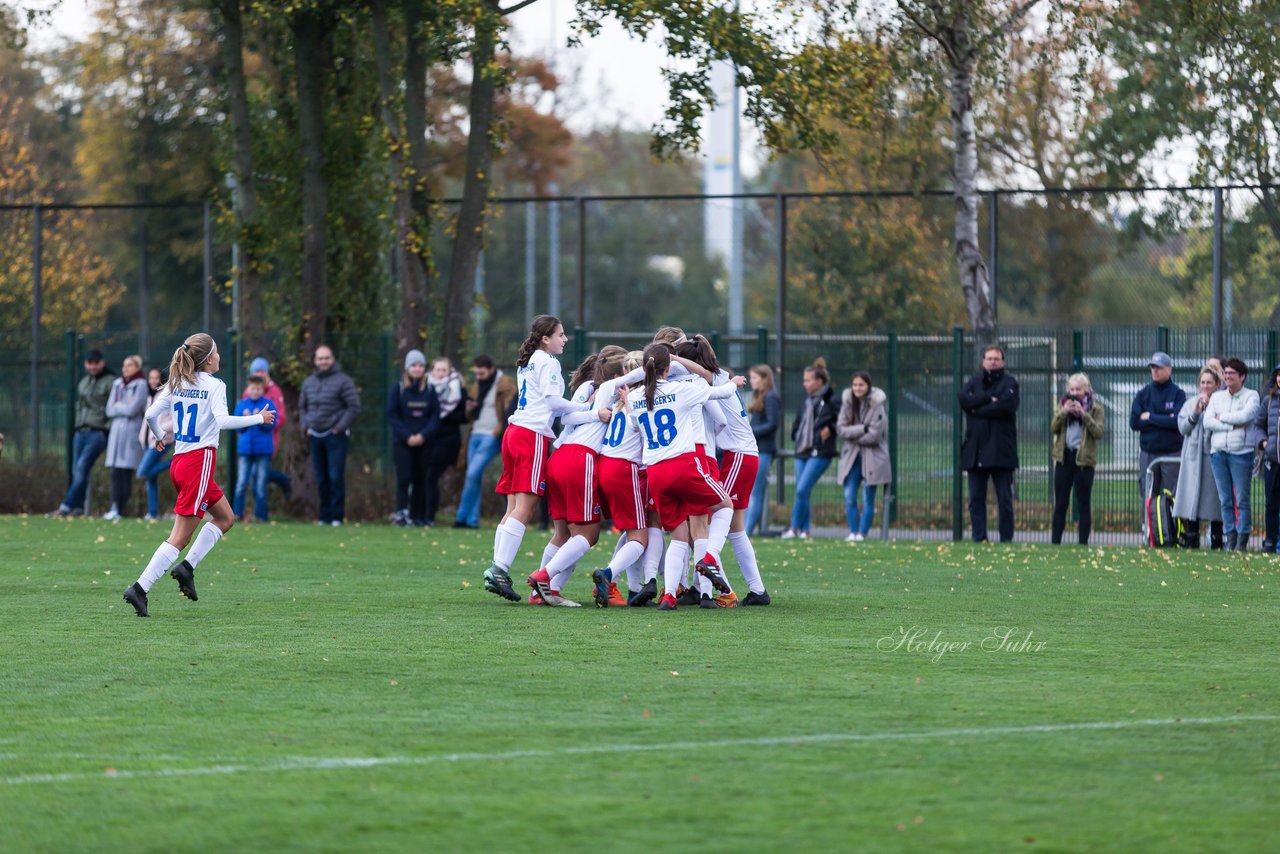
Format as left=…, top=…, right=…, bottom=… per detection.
left=170, top=447, right=223, bottom=517
left=496, top=424, right=551, bottom=496
left=546, top=444, right=601, bottom=524
left=598, top=455, right=648, bottom=530
left=718, top=450, right=759, bottom=510
left=646, top=452, right=731, bottom=532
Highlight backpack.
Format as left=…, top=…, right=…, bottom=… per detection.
left=1146, top=487, right=1182, bottom=548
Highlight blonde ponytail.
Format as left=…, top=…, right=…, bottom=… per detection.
left=168, top=333, right=214, bottom=393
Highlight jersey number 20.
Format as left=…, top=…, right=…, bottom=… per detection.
left=173, top=402, right=200, bottom=442
left=636, top=408, right=677, bottom=450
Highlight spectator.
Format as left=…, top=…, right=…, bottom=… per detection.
left=1174, top=365, right=1224, bottom=549
left=48, top=349, right=114, bottom=516
left=424, top=356, right=469, bottom=526
left=781, top=358, right=838, bottom=540
left=388, top=350, right=440, bottom=526
left=102, top=354, right=149, bottom=520
left=245, top=357, right=292, bottom=500
left=454, top=354, right=516, bottom=529
left=959, top=345, right=1020, bottom=542
left=135, top=367, right=173, bottom=521
left=1050, top=372, right=1105, bottom=545
left=836, top=371, right=890, bottom=543
left=298, top=344, right=361, bottom=527
left=1251, top=365, right=1280, bottom=552
left=745, top=364, right=782, bottom=537
left=1204, top=356, right=1260, bottom=551
left=232, top=375, right=279, bottom=522
left=1130, top=351, right=1186, bottom=536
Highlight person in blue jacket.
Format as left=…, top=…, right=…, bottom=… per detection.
left=1130, top=351, right=1186, bottom=533
left=387, top=350, right=441, bottom=526
left=232, top=375, right=279, bottom=521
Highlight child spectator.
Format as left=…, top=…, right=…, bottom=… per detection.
left=232, top=375, right=279, bottom=522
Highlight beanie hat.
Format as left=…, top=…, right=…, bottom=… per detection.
left=249, top=357, right=270, bottom=375
left=404, top=349, right=427, bottom=370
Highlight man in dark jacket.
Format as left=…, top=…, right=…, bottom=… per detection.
left=1129, top=351, right=1185, bottom=535
left=959, top=345, right=1020, bottom=542
left=299, top=345, right=362, bottom=526
left=49, top=349, right=115, bottom=516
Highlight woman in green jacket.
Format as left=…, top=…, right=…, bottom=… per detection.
left=1050, top=372, right=1105, bottom=545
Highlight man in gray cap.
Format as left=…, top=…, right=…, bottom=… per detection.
left=1130, top=351, right=1186, bottom=534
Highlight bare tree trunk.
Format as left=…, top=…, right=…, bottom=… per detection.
left=213, top=0, right=270, bottom=361
left=292, top=7, right=330, bottom=357
left=948, top=57, right=997, bottom=343
left=443, top=7, right=499, bottom=366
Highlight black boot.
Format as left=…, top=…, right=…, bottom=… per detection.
left=1234, top=532, right=1250, bottom=552
left=1223, top=531, right=1237, bottom=551
left=1211, top=521, right=1225, bottom=550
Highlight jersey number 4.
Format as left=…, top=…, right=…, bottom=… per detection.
left=518, top=380, right=527, bottom=410
left=173, top=401, right=200, bottom=443
left=636, top=408, right=677, bottom=450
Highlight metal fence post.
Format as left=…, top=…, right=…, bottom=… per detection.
left=775, top=193, right=787, bottom=383
left=987, top=190, right=998, bottom=321
left=576, top=197, right=586, bottom=329
left=573, top=326, right=587, bottom=368
left=886, top=330, right=898, bottom=526
left=952, top=325, right=964, bottom=542
left=381, top=332, right=391, bottom=472
left=202, top=200, right=213, bottom=333
left=31, top=204, right=43, bottom=459
left=64, top=330, right=76, bottom=483
left=1268, top=330, right=1279, bottom=376
left=1212, top=187, right=1224, bottom=356
left=226, top=328, right=240, bottom=499
left=1072, top=329, right=1084, bottom=372
left=756, top=325, right=768, bottom=367
left=1157, top=325, right=1170, bottom=356
left=710, top=330, right=721, bottom=357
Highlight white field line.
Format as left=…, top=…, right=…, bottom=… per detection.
left=3, top=714, right=1276, bottom=787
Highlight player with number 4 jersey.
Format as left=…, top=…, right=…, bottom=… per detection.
left=121, top=333, right=274, bottom=617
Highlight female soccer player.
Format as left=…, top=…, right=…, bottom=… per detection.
left=483, top=315, right=581, bottom=602
left=631, top=344, right=745, bottom=610
left=122, top=333, right=275, bottom=617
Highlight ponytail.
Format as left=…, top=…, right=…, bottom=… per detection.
left=641, top=343, right=670, bottom=411
left=168, top=333, right=215, bottom=393
left=517, top=314, right=563, bottom=368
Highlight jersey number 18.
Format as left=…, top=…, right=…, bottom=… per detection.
left=636, top=408, right=677, bottom=450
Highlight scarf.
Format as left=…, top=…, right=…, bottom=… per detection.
left=429, top=370, right=464, bottom=418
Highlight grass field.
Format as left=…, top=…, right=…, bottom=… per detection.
left=1, top=516, right=1277, bottom=852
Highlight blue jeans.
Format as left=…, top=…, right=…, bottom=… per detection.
left=789, top=454, right=832, bottom=532
left=309, top=433, right=350, bottom=523
left=744, top=451, right=773, bottom=536
left=234, top=454, right=271, bottom=521
left=1210, top=451, right=1253, bottom=536
left=455, top=432, right=502, bottom=527
left=843, top=456, right=878, bottom=536
left=61, top=429, right=107, bottom=512
left=136, top=443, right=172, bottom=517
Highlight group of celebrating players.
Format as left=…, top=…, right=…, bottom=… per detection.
left=119, top=315, right=770, bottom=618
left=481, top=315, right=772, bottom=610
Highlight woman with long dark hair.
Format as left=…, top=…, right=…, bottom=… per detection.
left=745, top=364, right=781, bottom=537
left=836, top=371, right=891, bottom=542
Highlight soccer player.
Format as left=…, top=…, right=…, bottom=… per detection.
left=631, top=344, right=746, bottom=611
left=483, top=315, right=580, bottom=602
left=121, top=333, right=275, bottom=617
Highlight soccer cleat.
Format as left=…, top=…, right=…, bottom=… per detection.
left=528, top=568, right=554, bottom=600
left=607, top=583, right=628, bottom=607
left=695, top=556, right=732, bottom=594
left=742, top=590, right=772, bottom=606
left=547, top=591, right=582, bottom=607
left=528, top=589, right=544, bottom=605
left=170, top=560, right=198, bottom=601
left=123, top=583, right=150, bottom=617
left=629, top=578, right=658, bottom=607
left=714, top=592, right=739, bottom=608
left=483, top=565, right=521, bottom=601
left=591, top=568, right=612, bottom=608
left=699, top=593, right=718, bottom=609
left=656, top=593, right=678, bottom=611
left=676, top=585, right=700, bottom=606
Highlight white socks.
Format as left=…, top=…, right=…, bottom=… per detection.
left=608, top=539, right=644, bottom=578
left=546, top=534, right=591, bottom=587
left=137, top=542, right=180, bottom=592
left=728, top=531, right=765, bottom=594
left=693, top=538, right=708, bottom=587
left=540, top=541, right=560, bottom=570
left=643, top=528, right=664, bottom=583
left=706, top=507, right=733, bottom=563
left=185, top=524, right=223, bottom=568
left=494, top=519, right=526, bottom=570
left=663, top=540, right=691, bottom=598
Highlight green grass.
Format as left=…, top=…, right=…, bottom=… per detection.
left=1, top=517, right=1277, bottom=852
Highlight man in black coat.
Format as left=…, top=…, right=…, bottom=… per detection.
left=959, top=345, right=1020, bottom=542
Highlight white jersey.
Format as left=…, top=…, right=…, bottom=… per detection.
left=709, top=369, right=758, bottom=454
left=144, top=373, right=265, bottom=456
left=599, top=379, right=645, bottom=463
left=555, top=381, right=600, bottom=449
left=628, top=375, right=742, bottom=466
left=509, top=349, right=578, bottom=439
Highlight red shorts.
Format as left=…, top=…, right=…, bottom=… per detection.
left=718, top=450, right=759, bottom=510
left=497, top=424, right=551, bottom=496
left=546, top=444, right=600, bottom=524
left=170, top=447, right=224, bottom=517
left=646, top=452, right=731, bottom=532
left=598, top=456, right=648, bottom=530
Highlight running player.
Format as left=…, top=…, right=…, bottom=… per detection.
left=121, top=333, right=275, bottom=617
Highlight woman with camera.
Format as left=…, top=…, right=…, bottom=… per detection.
left=1050, top=372, right=1105, bottom=545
